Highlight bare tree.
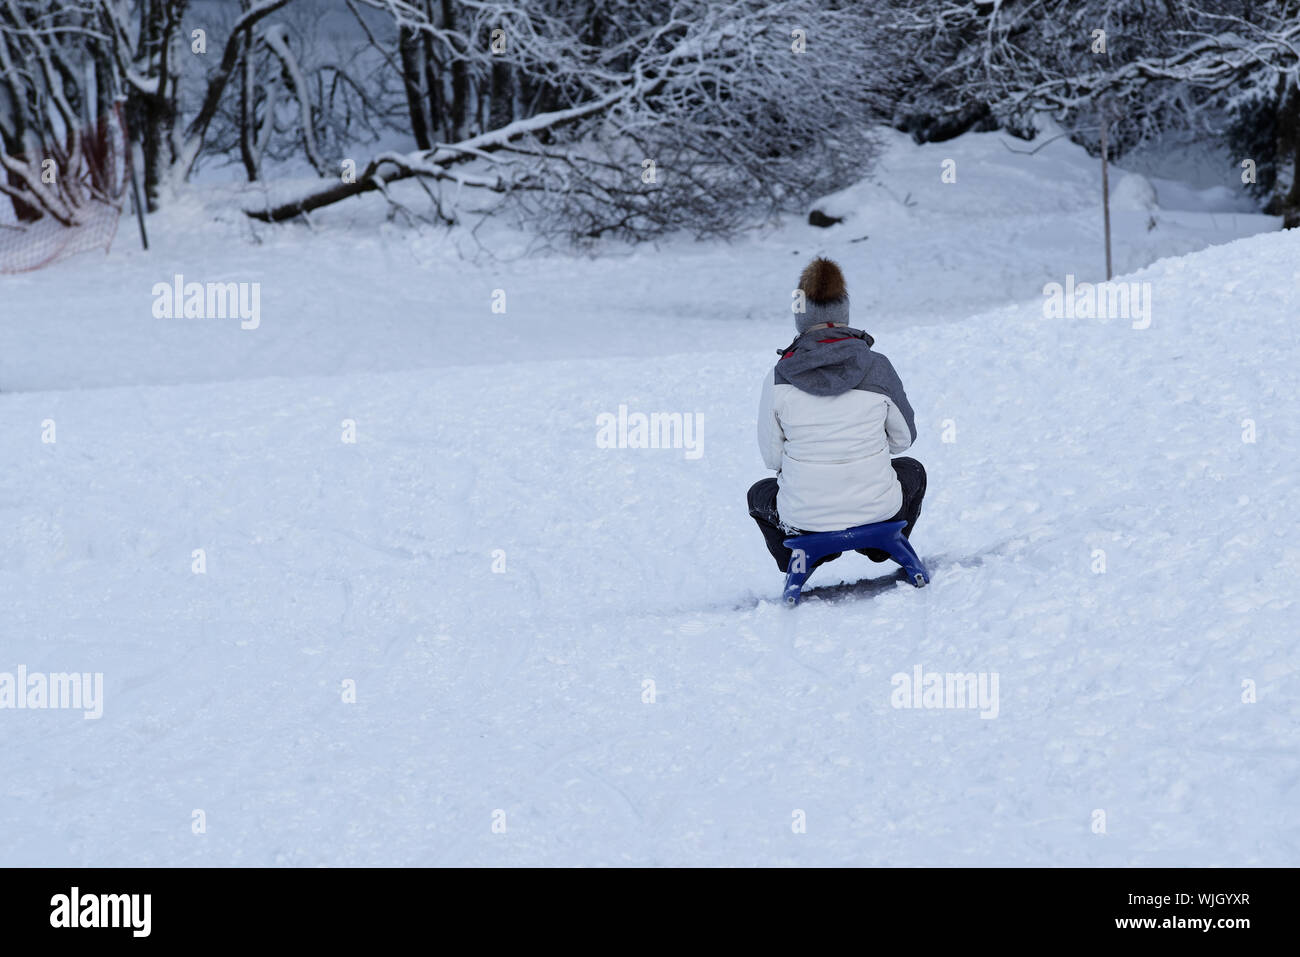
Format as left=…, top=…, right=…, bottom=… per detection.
left=247, top=0, right=893, bottom=241
left=0, top=0, right=123, bottom=225
left=21, top=0, right=1296, bottom=242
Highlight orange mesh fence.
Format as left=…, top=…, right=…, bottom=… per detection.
left=0, top=102, right=131, bottom=274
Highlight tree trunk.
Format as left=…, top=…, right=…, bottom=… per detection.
left=0, top=89, right=41, bottom=221
left=423, top=33, right=446, bottom=143
left=133, top=0, right=183, bottom=211
left=399, top=24, right=431, bottom=150
left=240, top=17, right=259, bottom=181
left=441, top=0, right=469, bottom=140
left=490, top=59, right=512, bottom=131
left=1, top=139, right=43, bottom=222
left=1279, top=80, right=1300, bottom=228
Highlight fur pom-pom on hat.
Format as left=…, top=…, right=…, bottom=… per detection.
left=795, top=257, right=849, bottom=333
left=798, top=257, right=847, bottom=303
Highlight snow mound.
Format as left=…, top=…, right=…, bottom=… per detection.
left=1110, top=172, right=1159, bottom=211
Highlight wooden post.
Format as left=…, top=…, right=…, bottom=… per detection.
left=129, top=158, right=149, bottom=251
left=1099, top=99, right=1111, bottom=280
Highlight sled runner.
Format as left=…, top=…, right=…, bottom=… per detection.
left=782, top=520, right=929, bottom=606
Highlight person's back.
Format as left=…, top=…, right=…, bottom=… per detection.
left=747, top=257, right=927, bottom=572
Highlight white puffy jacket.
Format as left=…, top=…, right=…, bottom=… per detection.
left=757, top=326, right=916, bottom=532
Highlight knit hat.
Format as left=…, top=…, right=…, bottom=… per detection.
left=794, top=257, right=849, bottom=334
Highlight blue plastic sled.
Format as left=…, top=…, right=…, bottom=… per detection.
left=782, top=520, right=929, bottom=606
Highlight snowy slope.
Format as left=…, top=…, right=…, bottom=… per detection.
left=1, top=127, right=1275, bottom=393
left=1, top=128, right=1297, bottom=866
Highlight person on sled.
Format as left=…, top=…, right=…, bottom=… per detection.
left=748, top=257, right=926, bottom=574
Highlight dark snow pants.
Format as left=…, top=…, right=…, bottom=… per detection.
left=746, top=457, right=927, bottom=572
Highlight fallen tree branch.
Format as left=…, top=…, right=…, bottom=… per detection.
left=244, top=87, right=626, bottom=221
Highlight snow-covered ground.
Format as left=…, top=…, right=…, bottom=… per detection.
left=1, top=127, right=1296, bottom=866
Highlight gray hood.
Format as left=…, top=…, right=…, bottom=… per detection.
left=774, top=327, right=876, bottom=397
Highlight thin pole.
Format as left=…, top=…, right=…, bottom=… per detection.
left=107, top=14, right=149, bottom=253
left=129, top=157, right=149, bottom=251
left=1100, top=99, right=1111, bottom=280
left=114, top=96, right=147, bottom=251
